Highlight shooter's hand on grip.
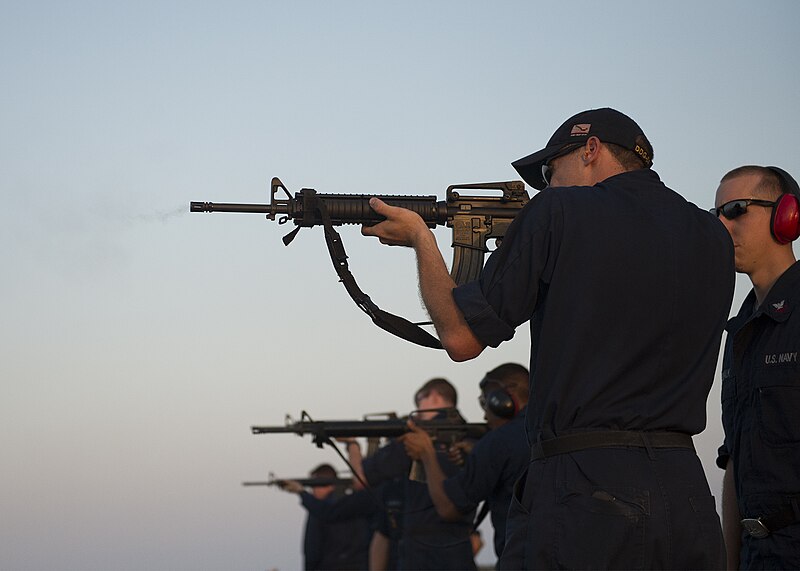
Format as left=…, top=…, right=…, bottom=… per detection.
left=398, top=420, right=437, bottom=462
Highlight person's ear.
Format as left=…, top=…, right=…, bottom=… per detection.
left=583, top=136, right=600, bottom=165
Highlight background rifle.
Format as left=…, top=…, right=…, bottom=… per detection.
left=252, top=409, right=487, bottom=449
left=191, top=177, right=529, bottom=348
left=254, top=409, right=486, bottom=484
left=242, top=473, right=352, bottom=489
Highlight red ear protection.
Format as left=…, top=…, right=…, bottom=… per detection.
left=768, top=166, right=800, bottom=245
left=771, top=193, right=800, bottom=244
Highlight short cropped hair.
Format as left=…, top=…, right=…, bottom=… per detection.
left=606, top=142, right=649, bottom=171
left=482, top=363, right=529, bottom=401
left=310, top=463, right=337, bottom=479
left=415, top=377, right=457, bottom=407
left=721, top=165, right=783, bottom=200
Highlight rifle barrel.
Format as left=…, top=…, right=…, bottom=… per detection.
left=250, top=419, right=488, bottom=439
left=250, top=425, right=299, bottom=434
left=190, top=202, right=281, bottom=214
left=242, top=477, right=351, bottom=487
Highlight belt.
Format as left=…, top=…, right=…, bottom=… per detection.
left=741, top=498, right=800, bottom=538
left=530, top=430, right=694, bottom=461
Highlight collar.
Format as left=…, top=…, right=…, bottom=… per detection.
left=600, top=167, right=662, bottom=188
left=727, top=260, right=800, bottom=330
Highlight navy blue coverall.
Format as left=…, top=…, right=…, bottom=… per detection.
left=717, top=260, right=800, bottom=569
left=453, top=169, right=735, bottom=569
left=300, top=490, right=371, bottom=570
left=362, top=417, right=477, bottom=571
left=442, top=407, right=529, bottom=558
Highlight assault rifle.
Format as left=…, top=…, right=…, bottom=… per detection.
left=253, top=409, right=486, bottom=483
left=191, top=177, right=529, bottom=348
left=242, top=472, right=352, bottom=489
left=252, top=409, right=488, bottom=449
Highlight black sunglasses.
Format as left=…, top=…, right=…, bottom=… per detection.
left=541, top=144, right=584, bottom=187
left=709, top=198, right=777, bottom=220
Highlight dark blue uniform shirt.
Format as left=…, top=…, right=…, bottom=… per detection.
left=453, top=169, right=734, bottom=569
left=303, top=483, right=403, bottom=569
left=363, top=422, right=476, bottom=571
left=300, top=491, right=371, bottom=570
left=442, top=408, right=529, bottom=557
left=453, top=169, right=734, bottom=443
left=717, top=260, right=800, bottom=568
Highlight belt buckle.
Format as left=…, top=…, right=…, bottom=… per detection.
left=741, top=517, right=770, bottom=538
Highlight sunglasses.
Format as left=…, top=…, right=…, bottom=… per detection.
left=709, top=198, right=777, bottom=220
left=541, top=144, right=583, bottom=187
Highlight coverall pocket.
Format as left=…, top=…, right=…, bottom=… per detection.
left=755, top=370, right=800, bottom=447
left=555, top=483, right=649, bottom=570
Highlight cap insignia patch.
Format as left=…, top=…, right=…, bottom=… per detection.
left=570, top=123, right=591, bottom=136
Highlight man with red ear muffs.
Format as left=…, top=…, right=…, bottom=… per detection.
left=712, top=165, right=800, bottom=570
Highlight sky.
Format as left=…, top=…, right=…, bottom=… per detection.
left=1, top=1, right=799, bottom=569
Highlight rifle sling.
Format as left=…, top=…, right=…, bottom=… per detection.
left=314, top=196, right=444, bottom=349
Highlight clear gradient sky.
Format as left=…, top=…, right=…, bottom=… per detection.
left=2, top=1, right=798, bottom=570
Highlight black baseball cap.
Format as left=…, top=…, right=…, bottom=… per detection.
left=512, top=107, right=654, bottom=190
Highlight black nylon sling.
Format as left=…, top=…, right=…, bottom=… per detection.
left=295, top=193, right=445, bottom=349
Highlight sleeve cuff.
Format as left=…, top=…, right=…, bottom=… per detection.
left=452, top=281, right=515, bottom=347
